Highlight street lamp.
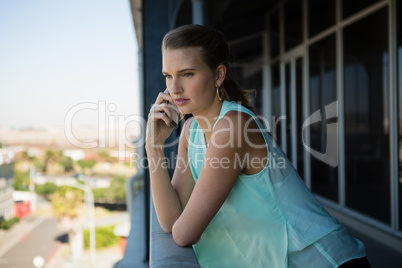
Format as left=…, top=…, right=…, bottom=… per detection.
left=33, top=255, right=44, bottom=268
left=66, top=183, right=96, bottom=267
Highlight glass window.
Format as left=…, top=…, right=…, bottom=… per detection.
left=284, top=0, right=303, bottom=51
left=308, top=0, right=335, bottom=37
left=397, top=0, right=402, bottom=230
left=296, top=58, right=304, bottom=178
left=246, top=71, right=263, bottom=115
left=342, top=0, right=381, bottom=19
left=271, top=63, right=282, bottom=145
left=309, top=34, right=338, bottom=201
left=230, top=35, right=263, bottom=114
left=270, top=10, right=280, bottom=58
left=343, top=8, right=390, bottom=224
left=285, top=63, right=292, bottom=157
left=283, top=58, right=304, bottom=177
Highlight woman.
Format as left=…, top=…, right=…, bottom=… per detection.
left=146, top=24, right=370, bottom=267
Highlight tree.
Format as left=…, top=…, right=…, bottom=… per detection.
left=104, top=175, right=126, bottom=203
left=59, top=155, right=74, bottom=173
left=98, top=150, right=112, bottom=162
left=43, top=149, right=60, bottom=174
left=20, top=150, right=30, bottom=162
left=77, top=159, right=96, bottom=176
left=31, top=156, right=44, bottom=172
left=51, top=186, right=84, bottom=220
left=35, top=182, right=58, bottom=199
left=92, top=175, right=127, bottom=204
left=13, top=171, right=30, bottom=191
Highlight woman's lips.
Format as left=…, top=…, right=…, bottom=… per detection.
left=175, top=98, right=190, bottom=106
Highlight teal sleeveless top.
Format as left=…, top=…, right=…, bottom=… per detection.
left=188, top=101, right=366, bottom=268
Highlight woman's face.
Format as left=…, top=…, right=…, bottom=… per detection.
left=162, top=47, right=219, bottom=116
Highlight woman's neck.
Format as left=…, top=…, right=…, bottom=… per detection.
left=193, top=100, right=223, bottom=143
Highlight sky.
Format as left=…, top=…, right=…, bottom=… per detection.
left=0, top=0, right=139, bottom=129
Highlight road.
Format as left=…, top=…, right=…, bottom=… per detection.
left=0, top=216, right=65, bottom=268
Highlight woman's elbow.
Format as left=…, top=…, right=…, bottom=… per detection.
left=172, top=223, right=199, bottom=247
left=160, top=225, right=172, bottom=234
left=158, top=220, right=173, bottom=233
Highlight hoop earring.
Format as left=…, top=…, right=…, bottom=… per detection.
left=216, top=87, right=223, bottom=101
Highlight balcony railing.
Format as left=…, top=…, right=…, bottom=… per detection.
left=115, top=171, right=200, bottom=267
left=114, top=172, right=147, bottom=268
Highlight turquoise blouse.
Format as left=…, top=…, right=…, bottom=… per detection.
left=188, top=100, right=366, bottom=268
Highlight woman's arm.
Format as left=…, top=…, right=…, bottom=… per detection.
left=146, top=113, right=195, bottom=233
left=172, top=111, right=250, bottom=247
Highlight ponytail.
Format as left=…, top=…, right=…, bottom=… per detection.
left=221, top=75, right=257, bottom=115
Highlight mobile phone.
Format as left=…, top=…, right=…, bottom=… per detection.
left=166, top=90, right=179, bottom=128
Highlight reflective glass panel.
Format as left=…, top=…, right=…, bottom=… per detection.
left=397, top=0, right=402, bottom=230
left=343, top=8, right=390, bottom=223
left=296, top=58, right=304, bottom=178
left=308, top=0, right=335, bottom=37
left=231, top=35, right=263, bottom=114
left=284, top=0, right=303, bottom=51
left=342, top=0, right=381, bottom=19
left=270, top=10, right=280, bottom=58
left=285, top=63, right=292, bottom=157
left=271, top=63, right=282, bottom=145
left=309, top=34, right=338, bottom=201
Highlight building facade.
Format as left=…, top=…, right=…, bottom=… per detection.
left=126, top=0, right=402, bottom=266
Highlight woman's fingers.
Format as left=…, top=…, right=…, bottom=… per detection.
left=156, top=91, right=174, bottom=105
left=151, top=102, right=173, bottom=118
left=151, top=111, right=172, bottom=126
left=149, top=89, right=181, bottom=128
left=150, top=102, right=176, bottom=127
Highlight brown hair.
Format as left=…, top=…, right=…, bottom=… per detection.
left=162, top=24, right=256, bottom=113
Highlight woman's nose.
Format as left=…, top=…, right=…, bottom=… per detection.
left=169, top=78, right=182, bottom=95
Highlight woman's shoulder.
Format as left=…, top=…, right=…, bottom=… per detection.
left=212, top=110, right=255, bottom=149
left=215, top=108, right=254, bottom=131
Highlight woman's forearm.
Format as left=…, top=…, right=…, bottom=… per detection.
left=146, top=146, right=183, bottom=232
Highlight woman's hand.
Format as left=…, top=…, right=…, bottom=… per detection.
left=146, top=90, right=182, bottom=149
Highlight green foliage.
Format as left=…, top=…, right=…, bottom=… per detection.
left=105, top=175, right=126, bottom=203
left=20, top=150, right=30, bottom=161
left=98, top=150, right=112, bottom=161
left=43, top=149, right=60, bottom=173
left=59, top=156, right=74, bottom=172
left=83, top=225, right=119, bottom=249
left=31, top=156, right=44, bottom=172
left=98, top=150, right=110, bottom=159
left=92, top=176, right=126, bottom=203
left=13, top=170, right=30, bottom=191
left=50, top=186, right=84, bottom=220
left=77, top=159, right=96, bottom=174
left=0, top=217, right=20, bottom=230
left=35, top=182, right=58, bottom=197
left=92, top=188, right=107, bottom=200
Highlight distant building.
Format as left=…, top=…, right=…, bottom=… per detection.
left=64, top=149, right=85, bottom=161
left=0, top=149, right=16, bottom=221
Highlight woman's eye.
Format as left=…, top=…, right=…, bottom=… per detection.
left=163, top=74, right=172, bottom=79
left=183, top=73, right=193, bottom=77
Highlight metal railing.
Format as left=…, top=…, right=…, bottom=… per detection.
left=114, top=171, right=147, bottom=268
